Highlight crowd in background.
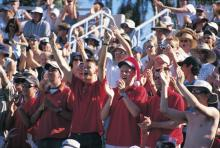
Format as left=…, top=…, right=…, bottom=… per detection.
left=0, top=0, right=220, bottom=148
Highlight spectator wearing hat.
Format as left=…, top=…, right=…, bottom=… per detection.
left=178, top=56, right=202, bottom=86
left=30, top=61, right=74, bottom=148
left=160, top=16, right=175, bottom=32
left=39, top=37, right=52, bottom=52
left=47, top=8, right=60, bottom=32
left=84, top=34, right=100, bottom=51
left=202, top=30, right=217, bottom=49
left=56, top=22, right=70, bottom=48
left=151, top=22, right=171, bottom=54
left=121, top=19, right=137, bottom=47
left=69, top=52, right=84, bottom=80
left=23, top=7, right=51, bottom=38
left=176, top=28, right=197, bottom=55
left=6, top=74, right=39, bottom=148
left=191, top=43, right=216, bottom=81
left=62, top=139, right=80, bottom=148
left=60, top=0, right=78, bottom=25
left=156, top=134, right=177, bottom=148
left=140, top=54, right=185, bottom=148
left=102, top=56, right=148, bottom=147
left=160, top=68, right=219, bottom=148
left=154, top=0, right=196, bottom=28
left=51, top=32, right=107, bottom=148
left=212, top=1, right=220, bottom=31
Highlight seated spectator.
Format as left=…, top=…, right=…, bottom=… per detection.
left=23, top=7, right=51, bottom=38
left=176, top=28, right=197, bottom=55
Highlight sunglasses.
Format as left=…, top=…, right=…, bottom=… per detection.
left=190, top=88, right=208, bottom=94
left=203, top=36, right=212, bottom=40
left=23, top=83, right=35, bottom=88
left=73, top=58, right=82, bottom=62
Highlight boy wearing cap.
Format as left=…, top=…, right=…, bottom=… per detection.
left=102, top=56, right=148, bottom=147
left=160, top=67, right=219, bottom=148
left=29, top=61, right=74, bottom=148
left=140, top=54, right=185, bottom=148
left=6, top=74, right=39, bottom=148
left=23, top=7, right=51, bottom=38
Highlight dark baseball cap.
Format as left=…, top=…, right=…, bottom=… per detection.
left=24, top=75, right=39, bottom=87
left=178, top=56, right=201, bottom=67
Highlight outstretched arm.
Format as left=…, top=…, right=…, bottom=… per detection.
left=160, top=70, right=187, bottom=123
left=50, top=32, right=72, bottom=83
left=176, top=67, right=219, bottom=119
left=98, top=31, right=111, bottom=82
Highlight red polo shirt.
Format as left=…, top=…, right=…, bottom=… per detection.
left=106, top=86, right=148, bottom=146
left=70, top=74, right=107, bottom=135
left=30, top=83, right=74, bottom=140
left=8, top=97, right=37, bottom=148
left=145, top=88, right=185, bottom=147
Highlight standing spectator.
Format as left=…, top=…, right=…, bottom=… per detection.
left=23, top=7, right=51, bottom=38
left=60, top=0, right=78, bottom=25
left=30, top=61, right=73, bottom=148
left=9, top=0, right=32, bottom=22
left=160, top=67, right=219, bottom=148
left=154, top=0, right=196, bottom=28
left=102, top=56, right=148, bottom=147
left=51, top=33, right=106, bottom=148
left=140, top=54, right=185, bottom=148
left=120, top=19, right=137, bottom=47
left=6, top=74, right=39, bottom=148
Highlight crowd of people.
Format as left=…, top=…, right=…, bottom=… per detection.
left=0, top=0, right=220, bottom=148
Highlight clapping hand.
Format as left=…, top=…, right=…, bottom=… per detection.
left=138, top=116, right=151, bottom=134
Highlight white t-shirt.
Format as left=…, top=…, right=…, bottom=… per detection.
left=176, top=4, right=196, bottom=28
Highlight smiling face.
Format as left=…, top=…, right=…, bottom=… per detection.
left=120, top=64, right=136, bottom=86
left=83, top=61, right=98, bottom=82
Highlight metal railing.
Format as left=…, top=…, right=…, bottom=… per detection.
left=68, top=9, right=116, bottom=52
left=133, top=9, right=170, bottom=47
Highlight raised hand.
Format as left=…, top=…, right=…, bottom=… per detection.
left=117, top=79, right=126, bottom=92
left=176, top=67, right=185, bottom=84
left=104, top=31, right=112, bottom=44
left=138, top=116, right=151, bottom=134
left=77, top=38, right=85, bottom=52
left=159, top=70, right=170, bottom=87
left=105, top=83, right=114, bottom=99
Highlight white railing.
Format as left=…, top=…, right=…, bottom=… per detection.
left=133, top=9, right=170, bottom=47
left=68, top=9, right=116, bottom=52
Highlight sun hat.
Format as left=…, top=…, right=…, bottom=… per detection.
left=186, top=80, right=218, bottom=104
left=176, top=28, right=197, bottom=49
left=84, top=34, right=100, bottom=47
left=161, top=16, right=174, bottom=26
left=190, top=43, right=216, bottom=64
left=121, top=19, right=136, bottom=29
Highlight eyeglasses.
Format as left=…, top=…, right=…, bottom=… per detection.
left=114, top=50, right=126, bottom=55
left=73, top=58, right=82, bottom=62
left=190, top=88, right=208, bottom=94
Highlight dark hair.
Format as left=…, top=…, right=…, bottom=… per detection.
left=94, top=1, right=104, bottom=8
left=184, top=62, right=201, bottom=76
left=5, top=18, right=20, bottom=33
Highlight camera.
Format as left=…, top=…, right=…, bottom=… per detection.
left=159, top=41, right=169, bottom=50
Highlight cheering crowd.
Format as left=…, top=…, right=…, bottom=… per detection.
left=0, top=0, right=220, bottom=148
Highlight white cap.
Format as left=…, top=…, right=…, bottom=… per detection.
left=121, top=19, right=136, bottom=28
left=45, top=61, right=64, bottom=79
left=32, top=7, right=43, bottom=14
left=156, top=54, right=170, bottom=65
left=62, top=139, right=80, bottom=148
left=161, top=16, right=174, bottom=26
left=51, top=8, right=60, bottom=18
